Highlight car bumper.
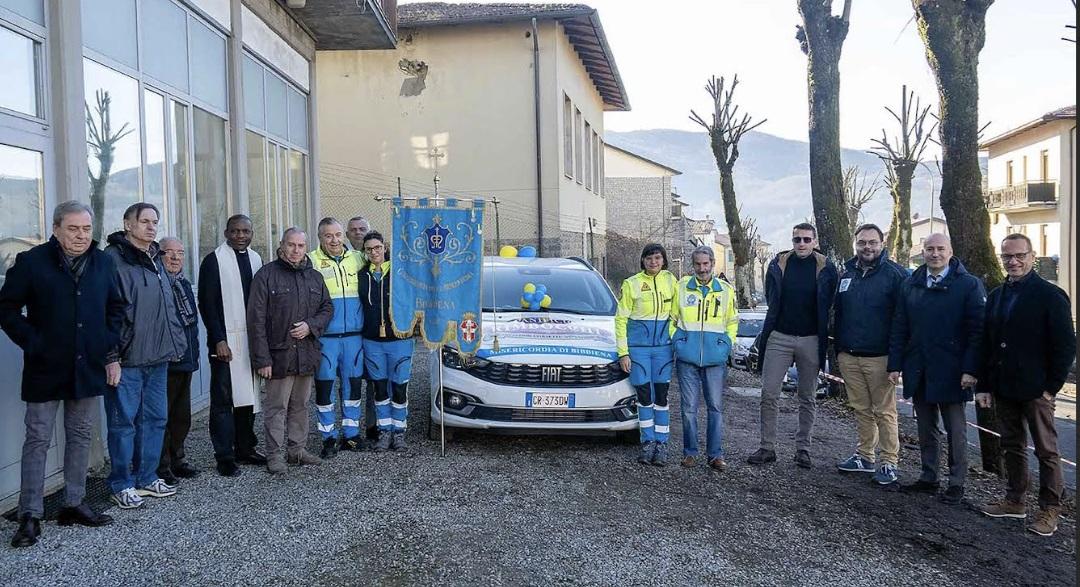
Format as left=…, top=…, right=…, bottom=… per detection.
left=430, top=363, right=638, bottom=432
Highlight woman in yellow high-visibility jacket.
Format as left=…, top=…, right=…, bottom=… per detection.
left=615, top=244, right=679, bottom=465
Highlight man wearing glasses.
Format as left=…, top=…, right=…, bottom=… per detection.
left=977, top=234, right=1075, bottom=537
left=749, top=223, right=838, bottom=469
left=157, top=237, right=201, bottom=485
left=832, top=224, right=907, bottom=485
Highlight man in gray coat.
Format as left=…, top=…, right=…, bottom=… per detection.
left=103, top=203, right=189, bottom=509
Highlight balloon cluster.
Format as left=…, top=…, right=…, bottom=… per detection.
left=520, top=283, right=552, bottom=310
left=499, top=245, right=537, bottom=258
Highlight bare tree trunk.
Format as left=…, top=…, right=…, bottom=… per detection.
left=913, top=0, right=1003, bottom=289
left=719, top=171, right=753, bottom=308
left=797, top=0, right=853, bottom=262
left=889, top=162, right=915, bottom=265
left=915, top=0, right=1004, bottom=476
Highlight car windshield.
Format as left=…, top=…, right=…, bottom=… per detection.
left=737, top=317, right=764, bottom=338
left=481, top=263, right=617, bottom=316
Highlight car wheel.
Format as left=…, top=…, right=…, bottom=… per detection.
left=616, top=429, right=639, bottom=445
left=426, top=417, right=456, bottom=442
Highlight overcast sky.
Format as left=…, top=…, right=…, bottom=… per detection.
left=402, top=0, right=1077, bottom=150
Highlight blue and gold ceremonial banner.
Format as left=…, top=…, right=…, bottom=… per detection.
left=390, top=198, right=484, bottom=354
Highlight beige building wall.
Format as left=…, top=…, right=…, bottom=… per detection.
left=316, top=20, right=610, bottom=259
left=984, top=118, right=1074, bottom=310
left=604, top=146, right=676, bottom=178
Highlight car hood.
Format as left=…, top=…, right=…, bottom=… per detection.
left=475, top=311, right=618, bottom=365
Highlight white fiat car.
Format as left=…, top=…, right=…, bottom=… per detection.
left=428, top=256, right=638, bottom=441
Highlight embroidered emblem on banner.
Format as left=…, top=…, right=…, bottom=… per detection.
left=424, top=220, right=450, bottom=255
left=460, top=319, right=478, bottom=343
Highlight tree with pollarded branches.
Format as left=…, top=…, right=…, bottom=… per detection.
left=86, top=90, right=134, bottom=243
left=690, top=75, right=766, bottom=309
left=796, top=0, right=853, bottom=263
left=755, top=242, right=772, bottom=296
left=869, top=85, right=935, bottom=266
left=912, top=0, right=1003, bottom=290
left=842, top=165, right=881, bottom=241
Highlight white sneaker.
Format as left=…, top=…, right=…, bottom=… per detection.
left=111, top=488, right=145, bottom=509
left=136, top=478, right=178, bottom=498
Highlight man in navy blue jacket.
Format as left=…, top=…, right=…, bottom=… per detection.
left=888, top=233, right=986, bottom=505
left=833, top=224, right=907, bottom=485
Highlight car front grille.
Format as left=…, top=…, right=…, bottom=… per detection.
left=466, top=361, right=627, bottom=388
left=467, top=405, right=634, bottom=423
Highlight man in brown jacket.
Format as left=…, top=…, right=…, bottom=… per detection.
left=247, top=227, right=333, bottom=473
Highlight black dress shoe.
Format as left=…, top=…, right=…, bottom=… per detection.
left=158, top=471, right=180, bottom=486
left=939, top=485, right=965, bottom=504
left=10, top=513, right=40, bottom=548
left=173, top=462, right=199, bottom=478
left=57, top=503, right=113, bottom=527
left=216, top=460, right=242, bottom=477
left=902, top=479, right=940, bottom=494
left=236, top=451, right=268, bottom=466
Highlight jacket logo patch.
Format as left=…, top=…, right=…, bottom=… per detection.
left=839, top=278, right=851, bottom=293
left=640, top=283, right=652, bottom=292
left=685, top=294, right=698, bottom=306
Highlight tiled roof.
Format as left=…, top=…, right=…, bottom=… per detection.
left=980, top=105, right=1076, bottom=149
left=398, top=3, right=629, bottom=110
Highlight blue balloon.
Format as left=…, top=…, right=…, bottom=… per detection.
left=535, top=284, right=547, bottom=295
left=530, top=302, right=541, bottom=310
left=523, top=292, right=536, bottom=303
left=518, top=245, right=537, bottom=258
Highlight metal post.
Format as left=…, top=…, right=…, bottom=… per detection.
left=439, top=349, right=446, bottom=457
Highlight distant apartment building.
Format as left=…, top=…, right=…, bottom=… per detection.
left=316, top=2, right=630, bottom=270
left=980, top=105, right=1075, bottom=318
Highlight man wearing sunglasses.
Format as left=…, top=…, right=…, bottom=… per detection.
left=749, top=223, right=838, bottom=469
left=977, top=233, right=1075, bottom=536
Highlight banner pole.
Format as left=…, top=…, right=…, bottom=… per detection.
left=439, top=345, right=446, bottom=457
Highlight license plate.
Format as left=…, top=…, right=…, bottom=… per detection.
left=525, top=392, right=575, bottom=408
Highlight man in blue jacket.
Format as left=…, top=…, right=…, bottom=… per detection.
left=749, top=223, right=838, bottom=469
left=833, top=224, right=907, bottom=485
left=0, top=201, right=124, bottom=548
left=888, top=233, right=985, bottom=504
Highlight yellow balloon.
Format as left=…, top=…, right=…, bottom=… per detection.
left=523, top=283, right=536, bottom=293
left=520, top=297, right=530, bottom=308
left=541, top=294, right=552, bottom=308
left=499, top=245, right=518, bottom=258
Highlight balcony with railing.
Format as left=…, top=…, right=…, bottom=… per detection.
left=984, top=181, right=1058, bottom=212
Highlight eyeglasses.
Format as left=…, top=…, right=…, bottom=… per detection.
left=163, top=250, right=185, bottom=257
left=855, top=240, right=880, bottom=247
left=792, top=237, right=814, bottom=244
left=364, top=244, right=385, bottom=253
left=999, top=252, right=1031, bottom=262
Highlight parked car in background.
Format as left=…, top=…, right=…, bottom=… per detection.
left=745, top=334, right=830, bottom=397
left=732, top=310, right=766, bottom=370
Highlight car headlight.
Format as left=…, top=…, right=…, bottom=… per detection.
left=441, top=347, right=490, bottom=370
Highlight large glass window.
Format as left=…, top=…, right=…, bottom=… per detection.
left=171, top=100, right=194, bottom=277
left=0, top=25, right=38, bottom=117
left=573, top=108, right=582, bottom=183
left=141, top=0, right=188, bottom=92
left=143, top=89, right=167, bottom=235
left=194, top=107, right=228, bottom=262
left=189, top=18, right=227, bottom=112
left=265, top=72, right=287, bottom=140
left=0, top=143, right=44, bottom=285
left=288, top=150, right=308, bottom=234
left=84, top=58, right=141, bottom=242
left=287, top=88, right=308, bottom=149
left=242, top=55, right=264, bottom=130
left=245, top=130, right=268, bottom=260
left=268, top=143, right=282, bottom=249
left=562, top=95, right=573, bottom=179
left=0, top=0, right=44, bottom=26
left=81, top=0, right=137, bottom=69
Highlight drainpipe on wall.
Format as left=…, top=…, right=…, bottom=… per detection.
left=532, top=17, right=544, bottom=255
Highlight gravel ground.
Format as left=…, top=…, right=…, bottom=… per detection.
left=1, top=345, right=1074, bottom=586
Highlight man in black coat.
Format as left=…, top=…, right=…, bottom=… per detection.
left=198, top=215, right=265, bottom=476
left=0, top=201, right=125, bottom=548
left=888, top=233, right=986, bottom=505
left=977, top=233, right=1076, bottom=537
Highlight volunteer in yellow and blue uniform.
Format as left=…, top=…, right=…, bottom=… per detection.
left=672, top=246, right=739, bottom=471
left=357, top=231, right=415, bottom=452
left=309, top=218, right=364, bottom=458
left=615, top=243, right=678, bottom=466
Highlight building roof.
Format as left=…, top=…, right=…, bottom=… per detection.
left=604, top=143, right=682, bottom=175
left=980, top=105, right=1076, bottom=149
left=714, top=233, right=731, bottom=247
left=911, top=214, right=947, bottom=228
left=398, top=3, right=629, bottom=110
